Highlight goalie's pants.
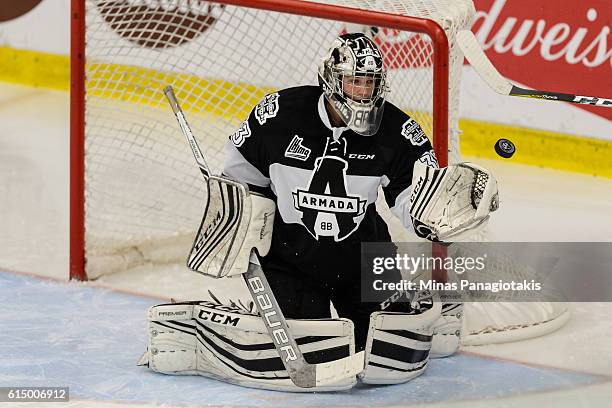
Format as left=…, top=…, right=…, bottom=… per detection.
left=262, top=257, right=408, bottom=352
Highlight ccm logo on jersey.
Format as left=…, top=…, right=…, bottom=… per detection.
left=198, top=309, right=240, bottom=326
left=348, top=153, right=375, bottom=159
left=247, top=276, right=298, bottom=363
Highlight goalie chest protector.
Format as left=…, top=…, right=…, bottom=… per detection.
left=224, top=85, right=434, bottom=285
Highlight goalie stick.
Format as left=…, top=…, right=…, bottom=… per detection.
left=457, top=30, right=611, bottom=108
left=162, top=86, right=364, bottom=388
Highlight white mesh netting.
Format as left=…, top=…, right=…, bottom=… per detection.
left=83, top=0, right=473, bottom=276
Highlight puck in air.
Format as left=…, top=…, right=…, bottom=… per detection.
left=495, top=138, right=515, bottom=158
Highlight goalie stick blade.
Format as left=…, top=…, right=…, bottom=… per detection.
left=457, top=30, right=612, bottom=108
left=315, top=351, right=365, bottom=387
left=289, top=353, right=364, bottom=388
left=288, top=350, right=364, bottom=388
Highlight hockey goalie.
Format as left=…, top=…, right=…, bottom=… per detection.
left=138, top=33, right=500, bottom=391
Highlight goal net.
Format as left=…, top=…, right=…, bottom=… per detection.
left=72, top=0, right=568, bottom=345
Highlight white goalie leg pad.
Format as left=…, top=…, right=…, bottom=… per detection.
left=194, top=302, right=359, bottom=392
left=188, top=176, right=275, bottom=278
left=430, top=303, right=464, bottom=358
left=410, top=161, right=500, bottom=241
left=141, top=301, right=359, bottom=392
left=360, top=302, right=441, bottom=384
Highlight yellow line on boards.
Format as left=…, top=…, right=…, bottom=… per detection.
left=0, top=47, right=69, bottom=90
left=1, top=47, right=610, bottom=178
left=459, top=119, right=612, bottom=178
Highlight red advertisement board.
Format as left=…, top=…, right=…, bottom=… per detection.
left=473, top=0, right=610, bottom=119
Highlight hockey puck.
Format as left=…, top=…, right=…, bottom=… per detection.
left=495, top=138, right=515, bottom=158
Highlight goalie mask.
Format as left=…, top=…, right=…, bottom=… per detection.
left=318, top=33, right=388, bottom=136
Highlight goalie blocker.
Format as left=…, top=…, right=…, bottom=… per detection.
left=187, top=175, right=275, bottom=278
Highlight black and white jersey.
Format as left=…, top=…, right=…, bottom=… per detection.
left=223, top=86, right=437, bottom=287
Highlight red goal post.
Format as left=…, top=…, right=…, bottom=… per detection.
left=71, top=0, right=86, bottom=282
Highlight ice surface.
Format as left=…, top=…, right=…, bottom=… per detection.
left=0, top=272, right=606, bottom=407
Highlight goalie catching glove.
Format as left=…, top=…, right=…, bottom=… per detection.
left=410, top=162, right=500, bottom=241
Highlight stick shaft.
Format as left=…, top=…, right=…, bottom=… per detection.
left=243, top=255, right=316, bottom=387
left=163, top=86, right=212, bottom=177
left=457, top=30, right=611, bottom=108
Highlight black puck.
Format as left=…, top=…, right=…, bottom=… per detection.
left=495, top=138, right=515, bottom=158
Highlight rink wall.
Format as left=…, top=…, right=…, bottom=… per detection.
left=0, top=0, right=610, bottom=177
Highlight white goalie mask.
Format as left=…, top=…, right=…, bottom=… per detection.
left=318, top=33, right=388, bottom=136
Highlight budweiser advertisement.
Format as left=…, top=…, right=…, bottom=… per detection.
left=472, top=0, right=610, bottom=120
left=1, top=0, right=608, bottom=121
left=371, top=0, right=610, bottom=120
